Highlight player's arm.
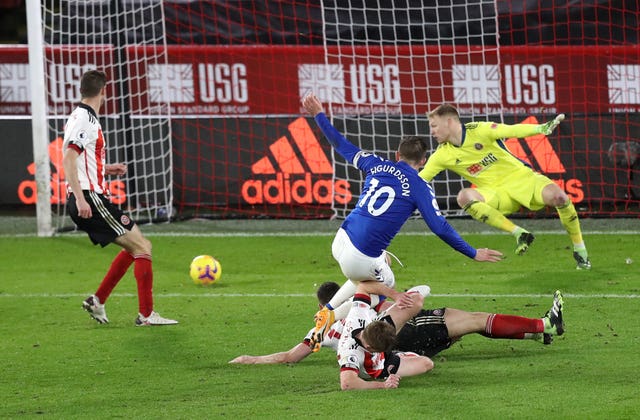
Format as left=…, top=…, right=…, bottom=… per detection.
left=340, top=369, right=400, bottom=390
left=415, top=182, right=502, bottom=262
left=302, top=93, right=361, bottom=163
left=228, top=343, right=313, bottom=364
left=418, top=150, right=444, bottom=182
left=62, top=147, right=92, bottom=219
left=483, top=114, right=565, bottom=139
left=105, top=163, right=127, bottom=176
left=356, top=280, right=403, bottom=303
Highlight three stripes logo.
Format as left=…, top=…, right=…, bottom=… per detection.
left=241, top=117, right=352, bottom=205
left=505, top=116, right=584, bottom=202
left=504, top=116, right=565, bottom=174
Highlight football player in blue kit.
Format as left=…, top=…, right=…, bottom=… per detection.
left=301, top=93, right=503, bottom=350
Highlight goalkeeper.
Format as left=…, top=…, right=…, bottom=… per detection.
left=419, top=104, right=590, bottom=269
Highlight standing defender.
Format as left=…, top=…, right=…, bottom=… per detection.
left=63, top=70, right=178, bottom=326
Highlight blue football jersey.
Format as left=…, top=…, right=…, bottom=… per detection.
left=314, top=113, right=476, bottom=259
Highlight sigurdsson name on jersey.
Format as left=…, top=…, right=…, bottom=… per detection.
left=370, top=164, right=411, bottom=196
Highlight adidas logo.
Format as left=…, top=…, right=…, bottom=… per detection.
left=504, top=116, right=565, bottom=174
left=17, top=137, right=126, bottom=205
left=504, top=116, right=584, bottom=202
left=242, top=117, right=353, bottom=205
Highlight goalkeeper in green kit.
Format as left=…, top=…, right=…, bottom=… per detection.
left=419, top=104, right=590, bottom=269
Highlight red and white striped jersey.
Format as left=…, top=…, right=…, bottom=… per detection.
left=63, top=103, right=107, bottom=194
left=337, top=295, right=386, bottom=379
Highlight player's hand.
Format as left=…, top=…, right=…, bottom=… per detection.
left=539, top=114, right=565, bottom=135
left=302, top=93, right=324, bottom=116
left=106, top=163, right=127, bottom=176
left=383, top=374, right=400, bottom=389
left=474, top=248, right=503, bottom=262
left=229, top=356, right=254, bottom=364
left=395, top=291, right=419, bottom=309
left=76, top=197, right=92, bottom=219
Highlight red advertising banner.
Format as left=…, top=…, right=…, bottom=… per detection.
left=1, top=45, right=637, bottom=117
left=0, top=45, right=117, bottom=116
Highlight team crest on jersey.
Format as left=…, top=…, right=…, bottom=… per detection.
left=77, top=131, right=88, bottom=141
left=120, top=215, right=131, bottom=225
left=490, top=123, right=498, bottom=129
left=433, top=309, right=443, bottom=316
left=474, top=143, right=483, bottom=150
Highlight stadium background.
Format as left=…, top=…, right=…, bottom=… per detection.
left=0, top=0, right=638, bottom=226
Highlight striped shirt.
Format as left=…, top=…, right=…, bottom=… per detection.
left=63, top=103, right=107, bottom=194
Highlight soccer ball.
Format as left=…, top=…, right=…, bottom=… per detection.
left=189, top=255, right=222, bottom=285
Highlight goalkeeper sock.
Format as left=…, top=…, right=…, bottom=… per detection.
left=96, top=250, right=134, bottom=304
left=482, top=314, right=544, bottom=339
left=556, top=201, right=585, bottom=247
left=133, top=254, right=154, bottom=317
left=463, top=200, right=517, bottom=233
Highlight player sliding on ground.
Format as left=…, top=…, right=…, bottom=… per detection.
left=420, top=105, right=590, bottom=270
left=229, top=283, right=565, bottom=365
left=301, top=93, right=503, bottom=351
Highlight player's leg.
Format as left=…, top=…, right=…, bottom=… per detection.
left=444, top=308, right=544, bottom=340
left=458, top=188, right=534, bottom=255
left=69, top=191, right=137, bottom=324
left=383, top=291, right=424, bottom=332
left=540, top=182, right=591, bottom=269
left=312, top=229, right=396, bottom=349
left=115, top=227, right=177, bottom=325
left=395, top=352, right=434, bottom=377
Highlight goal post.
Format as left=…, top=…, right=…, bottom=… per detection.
left=26, top=0, right=53, bottom=237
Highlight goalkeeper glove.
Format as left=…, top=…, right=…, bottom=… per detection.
left=538, top=114, right=565, bottom=135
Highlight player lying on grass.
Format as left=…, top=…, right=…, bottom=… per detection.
left=229, top=282, right=565, bottom=364
left=333, top=282, right=434, bottom=390
left=301, top=93, right=503, bottom=350
left=420, top=104, right=590, bottom=270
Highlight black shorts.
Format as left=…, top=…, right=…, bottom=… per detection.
left=394, top=308, right=452, bottom=357
left=376, top=351, right=401, bottom=379
left=68, top=191, right=135, bottom=247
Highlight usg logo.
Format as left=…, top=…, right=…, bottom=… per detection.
left=241, top=117, right=352, bottom=205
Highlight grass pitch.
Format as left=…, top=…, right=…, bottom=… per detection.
left=1, top=218, right=639, bottom=418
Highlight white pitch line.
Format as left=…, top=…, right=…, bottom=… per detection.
left=0, top=292, right=638, bottom=299
left=2, top=230, right=640, bottom=239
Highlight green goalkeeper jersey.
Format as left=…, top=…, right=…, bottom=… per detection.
left=419, top=122, right=542, bottom=188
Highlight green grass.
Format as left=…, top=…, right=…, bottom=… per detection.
left=1, top=220, right=640, bottom=419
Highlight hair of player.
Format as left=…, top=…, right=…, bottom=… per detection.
left=397, top=136, right=429, bottom=165
left=316, top=281, right=341, bottom=306
left=362, top=320, right=397, bottom=353
left=427, top=103, right=460, bottom=120
left=80, top=70, right=107, bottom=98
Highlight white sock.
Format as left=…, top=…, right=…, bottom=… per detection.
left=327, top=279, right=357, bottom=311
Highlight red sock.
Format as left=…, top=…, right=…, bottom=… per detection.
left=133, top=254, right=154, bottom=317
left=95, top=250, right=134, bottom=303
left=483, top=314, right=544, bottom=339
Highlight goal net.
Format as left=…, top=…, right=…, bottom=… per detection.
left=320, top=1, right=500, bottom=218
left=27, top=1, right=639, bottom=229
left=39, top=0, right=173, bottom=231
